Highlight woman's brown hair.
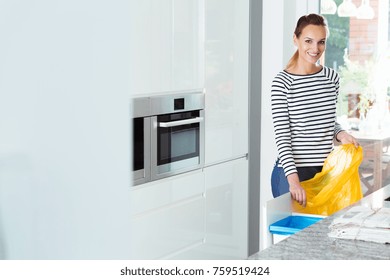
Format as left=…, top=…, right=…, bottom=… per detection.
left=286, top=13, right=329, bottom=70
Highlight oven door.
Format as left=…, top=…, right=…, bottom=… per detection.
left=151, top=110, right=204, bottom=180
left=132, top=117, right=151, bottom=186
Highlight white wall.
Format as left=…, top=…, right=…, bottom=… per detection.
left=0, top=0, right=133, bottom=259
left=259, top=0, right=319, bottom=250
left=260, top=0, right=285, bottom=252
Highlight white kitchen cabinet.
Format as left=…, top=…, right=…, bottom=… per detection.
left=203, top=157, right=248, bottom=259
left=128, top=0, right=251, bottom=260
left=204, top=0, right=249, bottom=165
left=173, top=157, right=249, bottom=259
left=130, top=0, right=204, bottom=96
left=130, top=157, right=248, bottom=260
left=129, top=170, right=205, bottom=259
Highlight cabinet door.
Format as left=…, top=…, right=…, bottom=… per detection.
left=129, top=170, right=205, bottom=259
left=171, top=0, right=204, bottom=91
left=202, top=157, right=249, bottom=259
left=130, top=0, right=204, bottom=96
left=204, top=0, right=249, bottom=165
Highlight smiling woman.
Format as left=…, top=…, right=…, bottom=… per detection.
left=270, top=13, right=359, bottom=207
left=286, top=14, right=328, bottom=74
left=290, top=25, right=327, bottom=72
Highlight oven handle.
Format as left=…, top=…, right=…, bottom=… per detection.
left=159, top=117, right=204, bottom=128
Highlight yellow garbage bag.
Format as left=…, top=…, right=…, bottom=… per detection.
left=292, top=144, right=363, bottom=216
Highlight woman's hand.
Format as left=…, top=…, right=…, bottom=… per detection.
left=287, top=173, right=306, bottom=207
left=336, top=131, right=359, bottom=148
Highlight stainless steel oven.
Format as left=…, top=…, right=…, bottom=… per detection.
left=131, top=91, right=204, bottom=186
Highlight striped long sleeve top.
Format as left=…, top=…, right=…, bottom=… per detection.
left=271, top=66, right=344, bottom=177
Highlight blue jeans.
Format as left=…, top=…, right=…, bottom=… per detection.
left=271, top=160, right=289, bottom=197
left=271, top=159, right=323, bottom=198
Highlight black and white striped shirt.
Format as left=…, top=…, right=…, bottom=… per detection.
left=271, top=66, right=344, bottom=177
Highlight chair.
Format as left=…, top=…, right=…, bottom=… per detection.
left=359, top=141, right=390, bottom=195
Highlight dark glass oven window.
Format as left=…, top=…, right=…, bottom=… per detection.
left=133, top=118, right=144, bottom=171
left=157, top=111, right=200, bottom=165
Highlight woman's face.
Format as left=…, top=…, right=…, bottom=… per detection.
left=294, top=24, right=327, bottom=66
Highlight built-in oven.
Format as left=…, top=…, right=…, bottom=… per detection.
left=131, top=91, right=205, bottom=186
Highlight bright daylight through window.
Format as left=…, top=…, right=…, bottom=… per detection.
left=321, top=0, right=390, bottom=195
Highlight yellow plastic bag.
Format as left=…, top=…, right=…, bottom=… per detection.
left=293, top=144, right=363, bottom=216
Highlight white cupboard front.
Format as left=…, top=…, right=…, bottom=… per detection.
left=129, top=170, right=205, bottom=259
left=172, top=157, right=249, bottom=259
left=204, top=0, right=249, bottom=165
left=130, top=0, right=204, bottom=96
left=203, top=157, right=248, bottom=259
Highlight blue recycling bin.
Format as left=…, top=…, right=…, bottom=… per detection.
left=269, top=215, right=323, bottom=236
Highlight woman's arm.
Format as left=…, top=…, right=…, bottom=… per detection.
left=271, top=74, right=297, bottom=176
left=336, top=131, right=359, bottom=147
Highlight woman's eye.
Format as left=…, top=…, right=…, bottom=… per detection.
left=319, top=41, right=326, bottom=45
left=305, top=40, right=312, bottom=43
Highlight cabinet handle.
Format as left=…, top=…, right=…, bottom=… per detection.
left=159, top=117, right=203, bottom=128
